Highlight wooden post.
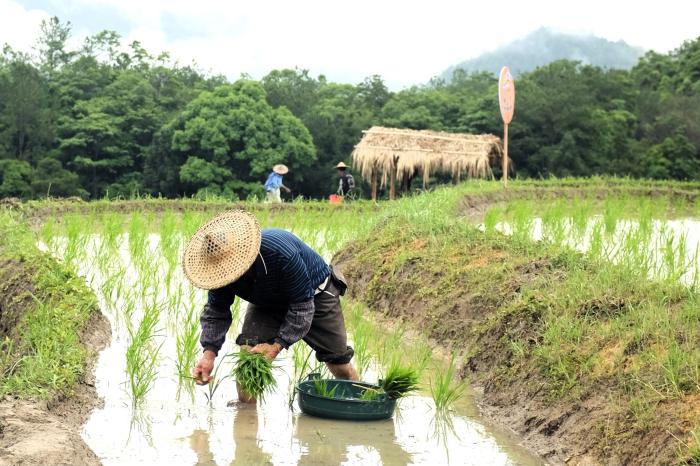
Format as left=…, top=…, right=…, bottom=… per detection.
left=389, top=164, right=397, bottom=200
left=503, top=123, right=509, bottom=188
left=371, top=170, right=378, bottom=201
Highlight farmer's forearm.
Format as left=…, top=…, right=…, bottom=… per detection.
left=200, top=303, right=232, bottom=355
left=275, top=300, right=315, bottom=348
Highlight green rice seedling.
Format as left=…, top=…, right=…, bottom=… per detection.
left=291, top=341, right=314, bottom=382
left=62, top=214, right=89, bottom=265
left=376, top=325, right=406, bottom=369
left=175, top=304, right=200, bottom=393
left=101, top=212, right=123, bottom=252
left=287, top=342, right=314, bottom=408
left=128, top=212, right=148, bottom=259
left=125, top=304, right=162, bottom=406
left=380, top=359, right=420, bottom=399
left=232, top=350, right=277, bottom=402
left=430, top=355, right=465, bottom=413
left=482, top=207, right=499, bottom=233
left=411, top=338, right=433, bottom=375
left=357, top=386, right=383, bottom=401
left=312, top=378, right=339, bottom=399
left=39, top=217, right=56, bottom=252
left=350, top=317, right=373, bottom=377
left=203, top=355, right=231, bottom=405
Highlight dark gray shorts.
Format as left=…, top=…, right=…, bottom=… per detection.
left=235, top=271, right=354, bottom=364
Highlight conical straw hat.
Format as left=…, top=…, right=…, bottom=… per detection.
left=335, top=161, right=348, bottom=169
left=273, top=164, right=289, bottom=175
left=182, top=210, right=262, bottom=290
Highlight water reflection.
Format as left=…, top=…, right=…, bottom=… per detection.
left=189, top=406, right=273, bottom=466
left=190, top=429, right=215, bottom=465
left=188, top=409, right=411, bottom=466
left=294, top=415, right=411, bottom=466
left=230, top=406, right=272, bottom=466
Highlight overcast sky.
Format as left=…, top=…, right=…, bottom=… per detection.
left=1, top=0, right=699, bottom=89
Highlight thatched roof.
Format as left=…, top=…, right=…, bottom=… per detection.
left=351, top=126, right=503, bottom=188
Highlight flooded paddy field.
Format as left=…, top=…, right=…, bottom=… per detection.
left=38, top=209, right=543, bottom=466
left=29, top=187, right=700, bottom=466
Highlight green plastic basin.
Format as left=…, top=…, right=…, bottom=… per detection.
left=296, top=374, right=396, bottom=421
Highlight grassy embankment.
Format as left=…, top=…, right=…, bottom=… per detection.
left=334, top=178, right=700, bottom=465
left=0, top=210, right=103, bottom=400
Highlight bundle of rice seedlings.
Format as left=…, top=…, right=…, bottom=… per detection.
left=380, top=361, right=419, bottom=399
left=232, top=351, right=276, bottom=402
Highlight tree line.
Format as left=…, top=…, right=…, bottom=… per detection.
left=1, top=17, right=699, bottom=200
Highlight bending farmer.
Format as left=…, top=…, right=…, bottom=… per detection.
left=183, top=210, right=359, bottom=403
left=264, top=164, right=291, bottom=203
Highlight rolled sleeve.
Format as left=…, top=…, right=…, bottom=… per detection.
left=276, top=300, right=315, bottom=348
left=200, top=287, right=236, bottom=355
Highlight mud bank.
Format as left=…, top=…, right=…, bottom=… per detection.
left=333, top=203, right=695, bottom=465
left=0, top=236, right=109, bottom=465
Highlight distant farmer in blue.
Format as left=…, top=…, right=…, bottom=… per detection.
left=264, top=164, right=291, bottom=203
left=184, top=210, right=359, bottom=403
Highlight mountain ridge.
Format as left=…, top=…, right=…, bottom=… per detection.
left=441, top=27, right=645, bottom=80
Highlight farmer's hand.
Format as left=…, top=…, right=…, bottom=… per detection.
left=250, top=342, right=283, bottom=360
left=193, top=350, right=216, bottom=385
left=283, top=186, right=291, bottom=193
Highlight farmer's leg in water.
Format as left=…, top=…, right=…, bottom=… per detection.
left=326, top=362, right=359, bottom=380
left=303, top=278, right=359, bottom=381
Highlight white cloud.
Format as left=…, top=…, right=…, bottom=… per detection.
left=0, top=0, right=51, bottom=52
left=2, top=0, right=699, bottom=87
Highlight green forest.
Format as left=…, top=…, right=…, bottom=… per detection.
left=1, top=17, right=699, bottom=200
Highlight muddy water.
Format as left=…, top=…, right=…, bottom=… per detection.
left=45, top=234, right=543, bottom=466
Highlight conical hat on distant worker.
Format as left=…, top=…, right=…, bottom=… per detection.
left=182, top=210, right=262, bottom=290
left=335, top=161, right=348, bottom=169
left=272, top=164, right=289, bottom=175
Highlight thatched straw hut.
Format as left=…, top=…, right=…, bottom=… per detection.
left=351, top=126, right=503, bottom=200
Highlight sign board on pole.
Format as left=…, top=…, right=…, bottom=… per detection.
left=498, top=66, right=515, bottom=186
left=498, top=66, right=515, bottom=124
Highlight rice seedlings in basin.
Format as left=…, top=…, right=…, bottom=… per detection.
left=232, top=350, right=276, bottom=403
left=125, top=304, right=162, bottom=406
left=357, top=385, right=383, bottom=401
left=380, top=359, right=420, bottom=399
left=430, top=355, right=465, bottom=413
left=312, top=378, right=339, bottom=398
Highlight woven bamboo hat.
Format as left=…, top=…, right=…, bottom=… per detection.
left=335, top=161, right=348, bottom=169
left=182, top=210, right=262, bottom=290
left=272, top=164, right=289, bottom=175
